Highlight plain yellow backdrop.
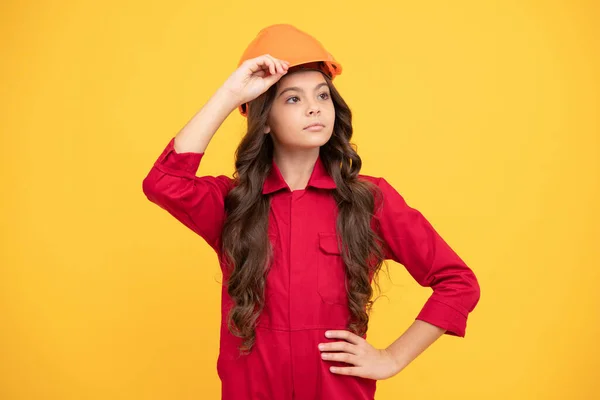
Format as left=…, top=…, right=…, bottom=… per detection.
left=1, top=0, right=598, bottom=398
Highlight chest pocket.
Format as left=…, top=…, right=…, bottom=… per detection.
left=317, top=232, right=348, bottom=305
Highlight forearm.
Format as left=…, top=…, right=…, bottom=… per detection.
left=385, top=319, right=446, bottom=375
left=174, top=86, right=240, bottom=154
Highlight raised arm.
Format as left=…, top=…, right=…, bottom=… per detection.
left=142, top=54, right=290, bottom=253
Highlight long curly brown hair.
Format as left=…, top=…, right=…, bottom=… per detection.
left=221, top=67, right=389, bottom=355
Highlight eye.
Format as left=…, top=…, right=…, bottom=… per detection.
left=285, top=92, right=330, bottom=104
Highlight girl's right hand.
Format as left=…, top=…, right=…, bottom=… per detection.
left=221, top=54, right=290, bottom=108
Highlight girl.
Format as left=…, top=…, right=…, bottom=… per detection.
left=143, top=24, right=480, bottom=400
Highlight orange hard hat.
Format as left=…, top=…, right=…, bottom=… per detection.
left=237, top=24, right=343, bottom=117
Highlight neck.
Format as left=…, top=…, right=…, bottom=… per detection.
left=272, top=148, right=320, bottom=191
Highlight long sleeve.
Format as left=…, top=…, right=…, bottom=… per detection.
left=142, top=137, right=233, bottom=253
left=374, top=177, right=480, bottom=337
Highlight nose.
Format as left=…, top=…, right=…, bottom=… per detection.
left=306, top=103, right=321, bottom=116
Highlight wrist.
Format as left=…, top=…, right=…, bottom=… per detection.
left=383, top=347, right=406, bottom=376
left=215, top=85, right=244, bottom=113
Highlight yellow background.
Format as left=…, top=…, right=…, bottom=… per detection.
left=1, top=0, right=598, bottom=398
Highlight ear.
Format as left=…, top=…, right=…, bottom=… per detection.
left=264, top=125, right=271, bottom=134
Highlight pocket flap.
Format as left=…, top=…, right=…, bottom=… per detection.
left=318, top=233, right=341, bottom=255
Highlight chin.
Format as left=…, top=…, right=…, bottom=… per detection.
left=283, top=131, right=333, bottom=150
left=305, top=134, right=332, bottom=149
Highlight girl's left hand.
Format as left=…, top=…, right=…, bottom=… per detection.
left=318, top=330, right=401, bottom=380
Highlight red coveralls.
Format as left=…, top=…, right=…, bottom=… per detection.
left=142, top=137, right=481, bottom=399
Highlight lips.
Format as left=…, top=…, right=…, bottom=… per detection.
left=304, top=123, right=325, bottom=129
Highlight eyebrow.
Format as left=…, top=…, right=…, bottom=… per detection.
left=277, top=82, right=329, bottom=98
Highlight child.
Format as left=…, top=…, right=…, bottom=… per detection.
left=143, top=24, right=480, bottom=400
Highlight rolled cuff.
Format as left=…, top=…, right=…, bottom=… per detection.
left=415, top=297, right=468, bottom=337
left=154, top=137, right=204, bottom=178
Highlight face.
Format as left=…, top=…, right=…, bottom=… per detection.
left=265, top=69, right=336, bottom=151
